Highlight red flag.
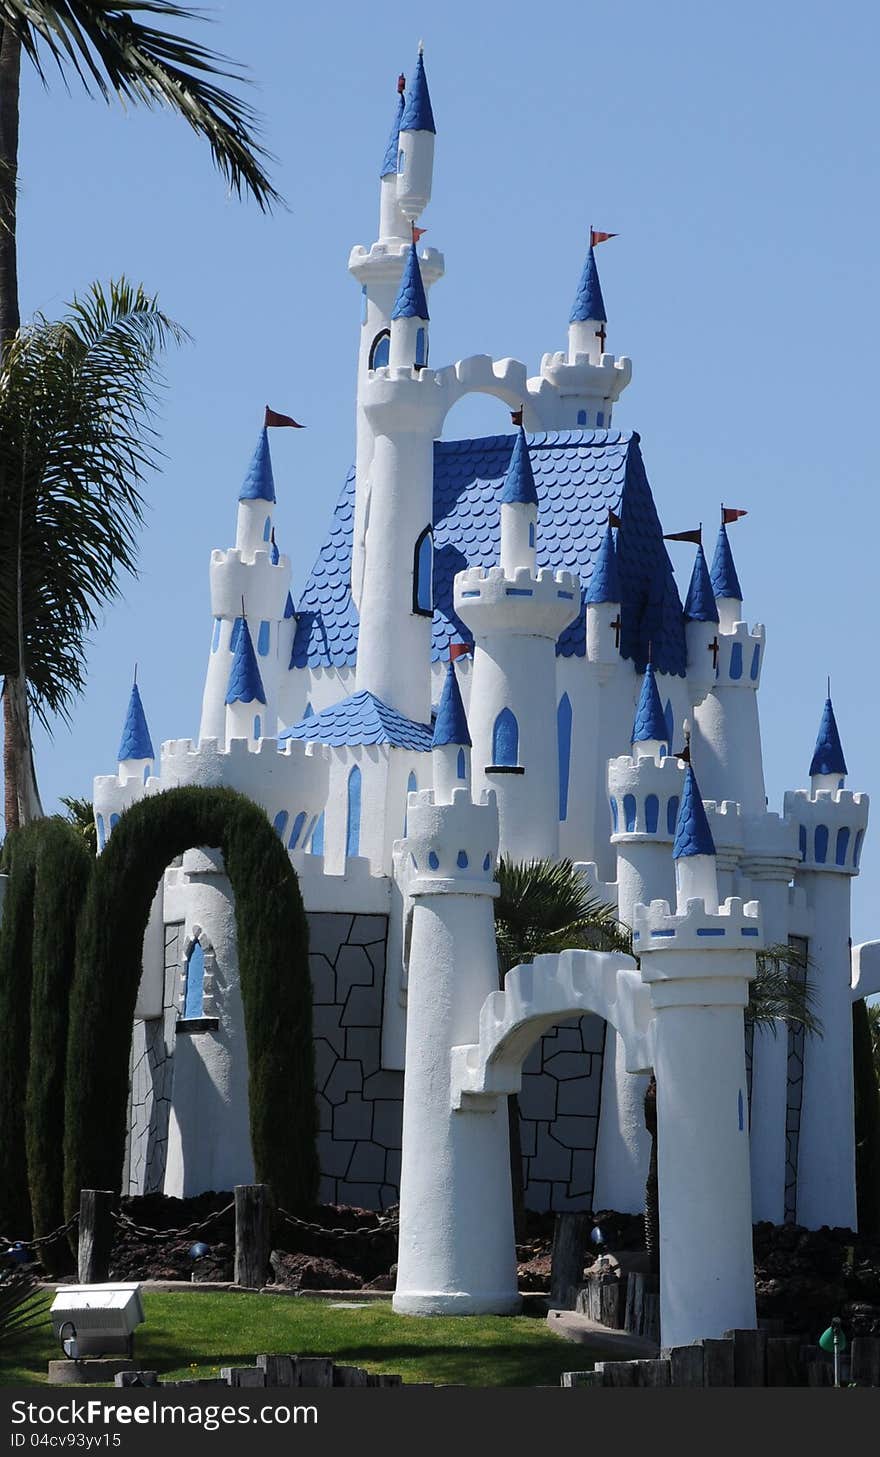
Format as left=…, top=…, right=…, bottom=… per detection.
left=264, top=406, right=304, bottom=429
left=663, top=528, right=702, bottom=545
left=608, top=509, right=622, bottom=528
left=397, top=73, right=406, bottom=95
left=722, top=507, right=748, bottom=524
left=591, top=229, right=618, bottom=247
left=449, top=641, right=471, bottom=661
left=412, top=225, right=427, bottom=242
left=510, top=407, right=524, bottom=426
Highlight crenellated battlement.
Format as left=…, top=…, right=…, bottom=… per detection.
left=402, top=787, right=499, bottom=895
left=607, top=753, right=684, bottom=842
left=783, top=787, right=869, bottom=875
left=741, top=809, right=801, bottom=878
left=208, top=548, right=290, bottom=620
left=348, top=240, right=445, bottom=287
left=633, top=894, right=763, bottom=959
left=454, top=562, right=580, bottom=641
left=714, top=620, right=765, bottom=689
left=538, top=351, right=632, bottom=401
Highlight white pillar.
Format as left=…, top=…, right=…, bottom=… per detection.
left=635, top=895, right=761, bottom=1347
left=393, top=788, right=520, bottom=1315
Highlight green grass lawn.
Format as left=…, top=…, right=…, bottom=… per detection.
left=1, top=1292, right=579, bottom=1388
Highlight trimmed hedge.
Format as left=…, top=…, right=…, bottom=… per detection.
left=63, top=786, right=317, bottom=1216
left=0, top=824, right=40, bottom=1237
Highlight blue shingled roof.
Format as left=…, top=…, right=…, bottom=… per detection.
left=570, top=245, right=607, bottom=325
left=673, top=764, right=716, bottom=859
left=584, top=523, right=620, bottom=604
left=433, top=661, right=471, bottom=747
left=281, top=690, right=433, bottom=750
left=391, top=242, right=429, bottom=321
left=709, top=522, right=742, bottom=600
left=809, top=698, right=848, bottom=778
left=291, top=429, right=687, bottom=677
left=683, top=545, right=719, bottom=623
left=632, top=664, right=668, bottom=745
left=381, top=90, right=405, bottom=177
left=499, top=428, right=538, bottom=506
left=225, top=619, right=266, bottom=705
left=400, top=49, right=435, bottom=133
left=118, top=682, right=154, bottom=761
left=239, top=427, right=276, bottom=504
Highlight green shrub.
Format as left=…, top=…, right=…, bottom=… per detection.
left=0, top=826, right=40, bottom=1237
left=854, top=997, right=880, bottom=1237
left=63, top=786, right=317, bottom=1216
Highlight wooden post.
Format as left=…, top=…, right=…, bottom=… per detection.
left=666, top=1345, right=705, bottom=1387
left=549, top=1213, right=587, bottom=1309
left=724, top=1328, right=767, bottom=1386
left=765, top=1337, right=803, bottom=1387
left=702, top=1339, right=735, bottom=1386
left=234, top=1184, right=274, bottom=1289
left=77, top=1190, right=117, bottom=1284
left=850, top=1337, right=880, bottom=1387
left=256, top=1355, right=296, bottom=1387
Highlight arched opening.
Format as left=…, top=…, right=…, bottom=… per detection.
left=346, top=764, right=362, bottom=857
left=413, top=527, right=433, bottom=616
left=369, top=329, right=391, bottom=369
left=492, top=708, right=519, bottom=767
left=183, top=939, right=206, bottom=1020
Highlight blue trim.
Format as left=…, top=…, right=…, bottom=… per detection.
left=346, top=765, right=362, bottom=858
left=257, top=621, right=271, bottom=656
left=311, top=811, right=325, bottom=856
left=809, top=698, right=848, bottom=777
left=836, top=827, right=850, bottom=867
left=96, top=814, right=106, bottom=852
left=741, top=927, right=760, bottom=936
left=404, top=770, right=418, bottom=837
left=666, top=795, right=679, bottom=835
left=288, top=811, right=307, bottom=850
left=492, top=708, right=519, bottom=766
left=855, top=829, right=864, bottom=868
left=211, top=618, right=221, bottom=653
left=184, top=941, right=205, bottom=1019
left=415, top=326, right=428, bottom=367
left=645, top=794, right=659, bottom=833
left=506, top=587, right=533, bottom=597
left=814, top=824, right=829, bottom=864
left=664, top=697, right=675, bottom=746
left=738, top=1089, right=745, bottom=1132
left=457, top=850, right=469, bottom=869
left=414, top=528, right=433, bottom=615
left=239, top=427, right=276, bottom=503
left=729, top=642, right=743, bottom=680
left=610, top=796, right=618, bottom=832
left=798, top=825, right=807, bottom=860
left=697, top=927, right=726, bottom=937
left=253, top=714, right=261, bottom=739
left=483, top=854, right=491, bottom=872
left=750, top=644, right=760, bottom=680
left=428, top=851, right=439, bottom=870
left=369, top=331, right=390, bottom=369
left=557, top=693, right=572, bottom=822
left=457, top=747, right=466, bottom=779
left=623, top=794, right=637, bottom=832
left=263, top=516, right=272, bottom=541
left=273, top=810, right=288, bottom=838
left=400, top=50, right=436, bottom=133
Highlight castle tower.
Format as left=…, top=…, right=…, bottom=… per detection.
left=432, top=658, right=472, bottom=803
left=633, top=769, right=761, bottom=1346
left=224, top=617, right=267, bottom=745
left=593, top=676, right=683, bottom=1213
left=687, top=535, right=767, bottom=817
left=809, top=696, right=847, bottom=794
left=454, top=434, right=580, bottom=859
left=784, top=700, right=869, bottom=1228
left=393, top=784, right=519, bottom=1315
left=198, top=428, right=292, bottom=743
left=536, top=240, right=632, bottom=430
left=584, top=524, right=633, bottom=877
left=348, top=56, right=444, bottom=612
left=389, top=238, right=430, bottom=369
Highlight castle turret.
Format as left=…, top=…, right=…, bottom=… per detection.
left=585, top=523, right=621, bottom=667
left=809, top=696, right=847, bottom=794
left=709, top=522, right=743, bottom=634
left=432, top=658, right=472, bottom=804
left=631, top=662, right=669, bottom=759
left=224, top=617, right=266, bottom=745
left=499, top=427, right=538, bottom=574
left=568, top=243, right=607, bottom=365
left=379, top=75, right=410, bottom=243
left=117, top=680, right=155, bottom=783
left=235, top=428, right=275, bottom=557
left=536, top=239, right=632, bottom=429
left=784, top=702, right=868, bottom=1229
left=673, top=762, right=719, bottom=910
left=683, top=544, right=719, bottom=690
left=455, top=433, right=580, bottom=859
left=395, top=46, right=435, bottom=222
left=389, top=239, right=430, bottom=369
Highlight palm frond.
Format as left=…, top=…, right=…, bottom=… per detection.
left=0, top=277, right=184, bottom=728
left=0, top=1, right=281, bottom=209
left=494, top=856, right=631, bottom=974
left=0, top=1272, right=50, bottom=1347
left=59, top=795, right=97, bottom=854
left=747, top=942, right=822, bottom=1037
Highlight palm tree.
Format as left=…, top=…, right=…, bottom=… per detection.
left=867, top=1001, right=880, bottom=1087
left=60, top=795, right=97, bottom=855
left=0, top=3, right=279, bottom=830
left=0, top=278, right=184, bottom=831
left=494, top=857, right=630, bottom=1239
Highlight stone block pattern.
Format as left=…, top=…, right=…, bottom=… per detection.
left=519, top=1013, right=607, bottom=1212
left=126, top=924, right=182, bottom=1196
left=310, top=912, right=403, bottom=1212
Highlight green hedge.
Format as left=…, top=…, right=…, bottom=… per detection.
left=0, top=824, right=40, bottom=1237
left=854, top=997, right=880, bottom=1237
left=63, top=786, right=317, bottom=1216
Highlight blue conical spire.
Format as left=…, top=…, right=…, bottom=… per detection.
left=381, top=83, right=406, bottom=177
left=433, top=661, right=471, bottom=748
left=673, top=763, right=716, bottom=859
left=809, top=698, right=847, bottom=778
left=683, top=545, right=720, bottom=623
left=569, top=245, right=607, bottom=325
left=499, top=428, right=538, bottom=506
left=632, top=663, right=668, bottom=746
left=400, top=48, right=435, bottom=133
left=709, top=523, right=742, bottom=600
left=391, top=241, right=430, bottom=320
left=117, top=681, right=154, bottom=762
left=238, top=427, right=276, bottom=504
left=225, top=619, right=266, bottom=706
left=585, top=523, right=621, bottom=604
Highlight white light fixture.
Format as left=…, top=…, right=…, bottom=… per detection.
left=50, top=1283, right=145, bottom=1359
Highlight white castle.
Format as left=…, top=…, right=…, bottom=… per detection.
left=94, top=52, right=880, bottom=1330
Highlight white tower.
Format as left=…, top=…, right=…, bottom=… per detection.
left=455, top=430, right=580, bottom=859
left=634, top=763, right=761, bottom=1347
left=784, top=698, right=868, bottom=1229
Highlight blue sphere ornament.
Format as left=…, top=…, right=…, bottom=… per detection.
left=590, top=1226, right=605, bottom=1246
left=9, top=1242, right=30, bottom=1264
left=189, top=1242, right=210, bottom=1260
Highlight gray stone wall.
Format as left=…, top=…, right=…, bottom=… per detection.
left=519, top=1014, right=607, bottom=1212
left=126, top=923, right=182, bottom=1195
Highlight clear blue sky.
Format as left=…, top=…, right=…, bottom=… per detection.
left=14, top=1, right=880, bottom=939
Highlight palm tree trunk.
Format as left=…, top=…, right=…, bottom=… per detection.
left=4, top=677, right=42, bottom=830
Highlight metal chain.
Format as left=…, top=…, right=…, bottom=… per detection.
left=1, top=1212, right=80, bottom=1250
left=112, top=1201, right=235, bottom=1243
left=276, top=1208, right=399, bottom=1241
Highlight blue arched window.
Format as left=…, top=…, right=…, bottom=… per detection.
left=529, top=522, right=535, bottom=547
left=253, top=714, right=262, bottom=740
left=664, top=698, right=675, bottom=747
left=577, top=409, right=587, bottom=425
left=814, top=824, right=829, bottom=864
left=557, top=693, right=572, bottom=822
left=397, top=147, right=405, bottom=173
left=835, top=827, right=850, bottom=867
left=610, top=797, right=618, bottom=832
left=798, top=825, right=807, bottom=860
left=667, top=796, right=679, bottom=835
left=346, top=765, right=362, bottom=857
left=415, top=327, right=428, bottom=367
left=184, top=941, right=205, bottom=1019
left=369, top=330, right=390, bottom=369
left=456, top=748, right=466, bottom=780
left=596, top=411, right=605, bottom=427
left=729, top=642, right=743, bottom=680
left=645, top=794, right=659, bottom=834
left=623, top=794, right=637, bottom=832
left=854, top=829, right=865, bottom=868
left=750, top=644, right=761, bottom=681
left=257, top=621, right=271, bottom=656
left=288, top=811, right=307, bottom=850
left=273, top=810, right=289, bottom=839
left=311, top=812, right=325, bottom=856
left=413, top=527, right=433, bottom=616
left=492, top=708, right=519, bottom=766
left=360, top=285, right=368, bottom=325
left=263, top=516, right=272, bottom=542
left=96, top=814, right=106, bottom=852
